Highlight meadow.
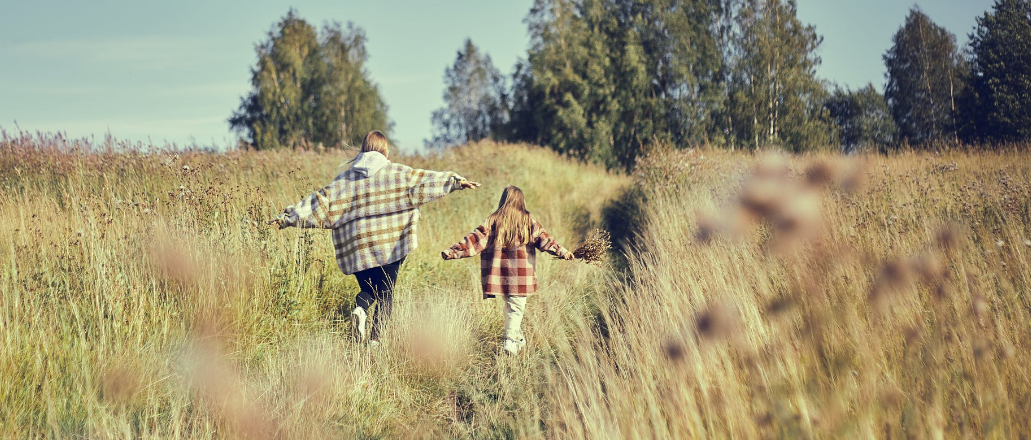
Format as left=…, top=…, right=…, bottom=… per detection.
left=2, top=131, right=1030, bottom=439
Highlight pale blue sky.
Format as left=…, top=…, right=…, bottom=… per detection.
left=0, top=0, right=993, bottom=152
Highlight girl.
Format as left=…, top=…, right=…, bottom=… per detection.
left=442, top=186, right=573, bottom=354
left=271, top=130, right=480, bottom=345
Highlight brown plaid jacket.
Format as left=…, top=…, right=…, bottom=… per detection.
left=443, top=216, right=569, bottom=298
left=279, top=161, right=464, bottom=275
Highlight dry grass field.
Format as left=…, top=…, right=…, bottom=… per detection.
left=2, top=131, right=1030, bottom=439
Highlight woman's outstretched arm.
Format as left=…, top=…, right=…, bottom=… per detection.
left=407, top=167, right=479, bottom=206
left=442, top=223, right=491, bottom=260
left=269, top=183, right=349, bottom=229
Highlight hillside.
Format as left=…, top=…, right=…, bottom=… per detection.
left=3, top=136, right=1031, bottom=438
left=0, top=140, right=626, bottom=438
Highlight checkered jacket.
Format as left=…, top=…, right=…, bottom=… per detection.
left=279, top=160, right=465, bottom=275
left=443, top=216, right=570, bottom=298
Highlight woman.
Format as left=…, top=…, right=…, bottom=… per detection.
left=270, top=130, right=479, bottom=345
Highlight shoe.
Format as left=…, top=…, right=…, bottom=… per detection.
left=503, top=339, right=521, bottom=355
left=369, top=340, right=381, bottom=349
left=351, top=307, right=367, bottom=342
left=517, top=338, right=527, bottom=350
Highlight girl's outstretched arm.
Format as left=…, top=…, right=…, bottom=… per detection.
left=533, top=219, right=573, bottom=260
left=442, top=223, right=490, bottom=260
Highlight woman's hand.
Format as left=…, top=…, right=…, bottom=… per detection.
left=563, top=250, right=575, bottom=261
left=267, top=216, right=287, bottom=230
left=458, top=180, right=481, bottom=190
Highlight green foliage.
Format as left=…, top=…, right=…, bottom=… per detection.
left=508, top=0, right=725, bottom=170
left=961, top=0, right=1031, bottom=144
left=721, top=0, right=833, bottom=152
left=427, top=39, right=509, bottom=148
left=883, top=7, right=967, bottom=147
left=824, top=84, right=898, bottom=153
left=506, top=0, right=831, bottom=168
left=229, top=10, right=391, bottom=150
left=512, top=0, right=619, bottom=168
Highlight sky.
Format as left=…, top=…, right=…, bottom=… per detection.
left=0, top=0, right=995, bottom=152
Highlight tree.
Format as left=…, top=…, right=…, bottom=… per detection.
left=883, top=7, right=966, bottom=147
left=962, top=0, right=1031, bottom=143
left=230, top=10, right=390, bottom=150
left=427, top=39, right=508, bottom=148
left=510, top=0, right=724, bottom=169
left=608, top=0, right=724, bottom=164
left=723, top=0, right=832, bottom=152
left=824, top=84, right=898, bottom=153
left=517, top=0, right=620, bottom=166
left=506, top=0, right=828, bottom=165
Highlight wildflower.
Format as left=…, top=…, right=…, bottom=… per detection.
left=999, top=343, right=1015, bottom=359
left=804, top=159, right=837, bottom=187
left=972, top=339, right=989, bottom=360
left=100, top=362, right=141, bottom=405
left=972, top=294, right=988, bottom=319
left=695, top=303, right=736, bottom=341
left=934, top=224, right=960, bottom=250
left=765, top=297, right=796, bottom=317
left=662, top=338, right=686, bottom=362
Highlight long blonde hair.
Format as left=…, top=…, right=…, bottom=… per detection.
left=486, top=186, right=534, bottom=248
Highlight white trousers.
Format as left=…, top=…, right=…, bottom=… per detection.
left=503, top=295, right=527, bottom=342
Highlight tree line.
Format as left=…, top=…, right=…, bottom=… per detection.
left=231, top=1, right=1031, bottom=169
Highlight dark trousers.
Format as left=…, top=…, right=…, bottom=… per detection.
left=353, top=257, right=405, bottom=340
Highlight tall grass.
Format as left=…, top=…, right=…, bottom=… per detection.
left=547, top=148, right=1031, bottom=438
left=0, top=135, right=625, bottom=439
left=3, top=131, right=1030, bottom=438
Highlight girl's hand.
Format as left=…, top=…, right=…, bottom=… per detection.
left=563, top=251, right=575, bottom=261
left=458, top=180, right=481, bottom=190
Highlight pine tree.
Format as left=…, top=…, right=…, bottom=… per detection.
left=883, top=7, right=966, bottom=147
left=963, top=0, right=1031, bottom=143
left=427, top=39, right=508, bottom=148
left=229, top=10, right=390, bottom=150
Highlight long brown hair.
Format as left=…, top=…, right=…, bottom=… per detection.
left=486, top=186, right=533, bottom=248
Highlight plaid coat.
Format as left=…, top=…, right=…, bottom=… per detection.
left=443, top=216, right=570, bottom=298
left=279, top=155, right=465, bottom=275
